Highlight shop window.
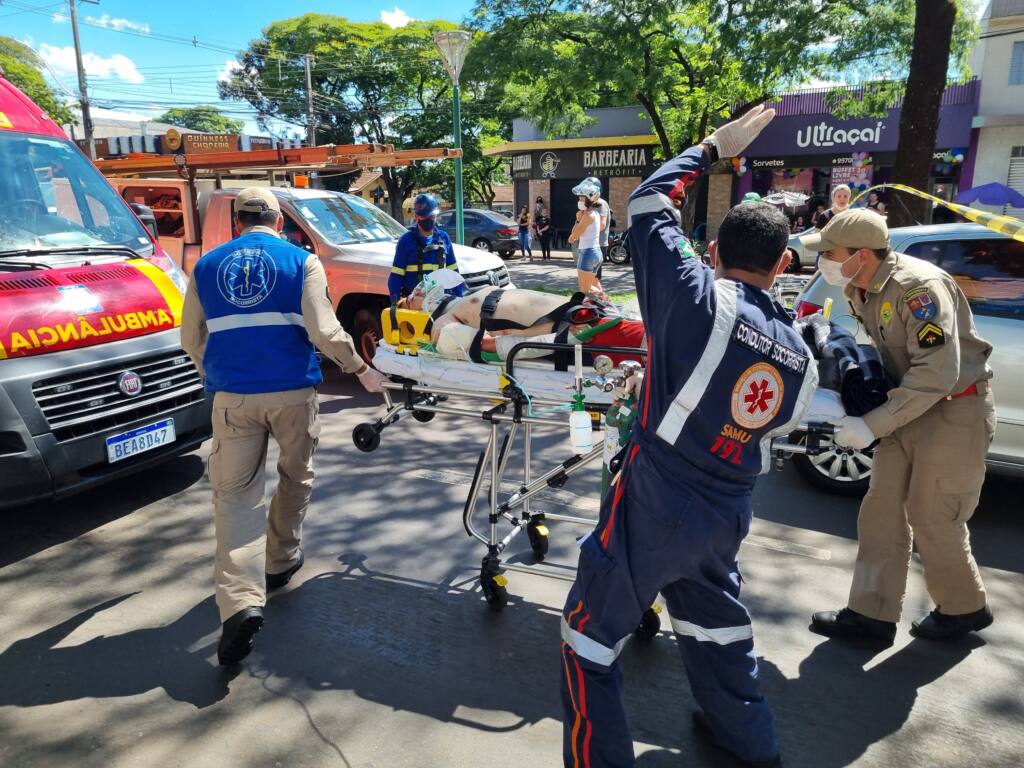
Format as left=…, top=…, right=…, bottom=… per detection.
left=1011, top=42, right=1024, bottom=85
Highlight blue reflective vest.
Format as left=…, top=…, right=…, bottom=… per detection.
left=627, top=147, right=818, bottom=482
left=193, top=231, right=321, bottom=394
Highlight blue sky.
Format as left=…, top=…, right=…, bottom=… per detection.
left=5, top=0, right=475, bottom=136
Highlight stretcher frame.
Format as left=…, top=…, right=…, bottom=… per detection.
left=353, top=341, right=651, bottom=613
left=352, top=340, right=838, bottom=615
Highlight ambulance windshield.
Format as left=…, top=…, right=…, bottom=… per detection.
left=0, top=132, right=151, bottom=256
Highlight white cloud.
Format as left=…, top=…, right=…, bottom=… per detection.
left=38, top=44, right=145, bottom=85
left=84, top=14, right=151, bottom=34
left=51, top=12, right=67, bottom=23
left=217, top=59, right=242, bottom=84
left=380, top=6, right=412, bottom=28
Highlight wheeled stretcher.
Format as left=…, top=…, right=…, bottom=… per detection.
left=353, top=328, right=843, bottom=615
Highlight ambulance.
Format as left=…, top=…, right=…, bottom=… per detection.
left=0, top=69, right=210, bottom=508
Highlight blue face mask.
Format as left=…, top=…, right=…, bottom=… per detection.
left=418, top=217, right=435, bottom=232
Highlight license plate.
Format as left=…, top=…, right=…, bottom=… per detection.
left=106, top=418, right=176, bottom=463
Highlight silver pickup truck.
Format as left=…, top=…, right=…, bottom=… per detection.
left=791, top=223, right=1024, bottom=494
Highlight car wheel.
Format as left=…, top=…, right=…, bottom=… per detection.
left=352, top=307, right=384, bottom=365
left=791, top=432, right=872, bottom=496
left=608, top=244, right=630, bottom=264
left=472, top=238, right=493, bottom=252
left=498, top=250, right=514, bottom=259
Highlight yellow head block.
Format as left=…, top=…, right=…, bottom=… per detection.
left=381, top=307, right=432, bottom=355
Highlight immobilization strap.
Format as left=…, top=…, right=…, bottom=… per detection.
left=468, top=329, right=487, bottom=363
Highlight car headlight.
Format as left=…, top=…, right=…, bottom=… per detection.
left=165, top=262, right=188, bottom=297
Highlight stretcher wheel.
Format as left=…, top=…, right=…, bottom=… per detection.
left=480, top=558, right=509, bottom=611
left=635, top=607, right=661, bottom=640
left=352, top=423, right=381, bottom=453
left=527, top=521, right=549, bottom=561
left=413, top=410, right=435, bottom=423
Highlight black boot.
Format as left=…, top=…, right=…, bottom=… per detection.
left=911, top=605, right=993, bottom=640
left=266, top=549, right=304, bottom=591
left=217, top=606, right=264, bottom=666
left=811, top=607, right=896, bottom=644
left=692, top=711, right=782, bottom=767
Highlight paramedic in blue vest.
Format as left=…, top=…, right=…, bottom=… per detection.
left=559, top=105, right=818, bottom=768
left=389, top=192, right=463, bottom=303
left=180, top=187, right=386, bottom=667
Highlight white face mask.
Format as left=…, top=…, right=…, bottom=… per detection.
left=818, top=251, right=860, bottom=287
left=578, top=201, right=586, bottom=211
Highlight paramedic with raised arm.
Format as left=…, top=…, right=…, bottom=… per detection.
left=559, top=106, right=818, bottom=768
left=181, top=188, right=385, bottom=667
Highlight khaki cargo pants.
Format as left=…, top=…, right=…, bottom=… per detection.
left=848, top=388, right=995, bottom=623
left=209, top=387, right=320, bottom=623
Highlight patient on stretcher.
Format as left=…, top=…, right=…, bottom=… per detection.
left=401, top=279, right=644, bottom=364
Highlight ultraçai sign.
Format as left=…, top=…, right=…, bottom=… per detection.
left=796, top=121, right=886, bottom=149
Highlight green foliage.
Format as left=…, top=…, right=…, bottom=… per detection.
left=824, top=0, right=980, bottom=119
left=0, top=37, right=74, bottom=125
left=469, top=0, right=862, bottom=156
left=218, top=14, right=513, bottom=217
left=155, top=106, right=244, bottom=134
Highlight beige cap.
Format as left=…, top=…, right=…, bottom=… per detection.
left=799, top=208, right=889, bottom=252
left=235, top=187, right=281, bottom=215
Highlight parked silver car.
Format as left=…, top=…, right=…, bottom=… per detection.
left=792, top=223, right=1024, bottom=494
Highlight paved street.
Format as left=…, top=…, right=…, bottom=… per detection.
left=1, top=357, right=1022, bottom=767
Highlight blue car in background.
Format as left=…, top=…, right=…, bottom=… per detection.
left=437, top=208, right=520, bottom=258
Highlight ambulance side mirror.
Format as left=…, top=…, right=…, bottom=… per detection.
left=130, top=203, right=160, bottom=242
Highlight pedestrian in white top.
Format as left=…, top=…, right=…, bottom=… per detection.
left=568, top=178, right=604, bottom=294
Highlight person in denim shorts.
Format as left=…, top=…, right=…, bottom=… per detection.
left=568, top=178, right=604, bottom=294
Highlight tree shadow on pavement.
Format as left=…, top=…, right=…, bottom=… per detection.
left=0, top=452, right=206, bottom=568
left=0, top=592, right=230, bottom=710
left=761, top=636, right=983, bottom=768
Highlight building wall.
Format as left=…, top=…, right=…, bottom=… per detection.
left=978, top=11, right=1024, bottom=116
left=528, top=179, right=551, bottom=214
left=706, top=173, right=735, bottom=241
left=608, top=176, right=638, bottom=228
left=973, top=126, right=1024, bottom=186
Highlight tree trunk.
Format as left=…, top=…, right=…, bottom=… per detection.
left=889, top=0, right=956, bottom=227
left=383, top=170, right=405, bottom=222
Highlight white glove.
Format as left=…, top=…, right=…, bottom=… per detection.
left=703, top=104, right=776, bottom=159
left=356, top=366, right=387, bottom=394
left=833, top=416, right=875, bottom=450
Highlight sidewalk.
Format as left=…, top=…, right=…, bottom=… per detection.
left=504, top=250, right=636, bottom=296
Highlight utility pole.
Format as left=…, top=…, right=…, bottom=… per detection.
left=68, top=0, right=98, bottom=159
left=304, top=54, right=316, bottom=148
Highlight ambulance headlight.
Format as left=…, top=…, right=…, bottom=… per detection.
left=165, top=262, right=188, bottom=297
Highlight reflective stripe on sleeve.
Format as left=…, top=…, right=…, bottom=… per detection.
left=207, top=311, right=305, bottom=333
left=655, top=279, right=739, bottom=445
left=628, top=192, right=681, bottom=226
left=669, top=615, right=753, bottom=645
left=560, top=617, right=629, bottom=667
left=391, top=266, right=406, bottom=275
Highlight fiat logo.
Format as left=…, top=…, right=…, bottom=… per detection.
left=118, top=371, right=143, bottom=397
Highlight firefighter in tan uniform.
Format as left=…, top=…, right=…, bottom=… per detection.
left=801, top=210, right=995, bottom=643
left=181, top=188, right=386, bottom=666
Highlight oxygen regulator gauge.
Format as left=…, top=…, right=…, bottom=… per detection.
left=593, top=355, right=614, bottom=376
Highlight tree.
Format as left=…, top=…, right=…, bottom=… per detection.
left=469, top=1, right=861, bottom=158
left=155, top=106, right=244, bottom=135
left=0, top=37, right=74, bottom=126
left=219, top=14, right=504, bottom=220
left=825, top=0, right=977, bottom=226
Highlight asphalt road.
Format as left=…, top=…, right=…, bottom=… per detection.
left=1, top=365, right=1022, bottom=768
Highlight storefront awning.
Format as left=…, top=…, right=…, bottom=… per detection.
left=483, top=134, right=659, bottom=157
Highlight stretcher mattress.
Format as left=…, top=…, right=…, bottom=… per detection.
left=373, top=343, right=619, bottom=406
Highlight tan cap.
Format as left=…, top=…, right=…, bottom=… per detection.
left=235, top=187, right=281, bottom=215
left=799, top=208, right=889, bottom=252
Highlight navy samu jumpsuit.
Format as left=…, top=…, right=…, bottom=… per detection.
left=560, top=146, right=819, bottom=767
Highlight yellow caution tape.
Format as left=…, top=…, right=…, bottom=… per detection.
left=852, top=184, right=1024, bottom=244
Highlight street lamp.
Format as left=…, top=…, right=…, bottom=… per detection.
left=433, top=29, right=472, bottom=246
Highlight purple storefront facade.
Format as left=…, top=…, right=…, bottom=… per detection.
left=733, top=80, right=980, bottom=214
